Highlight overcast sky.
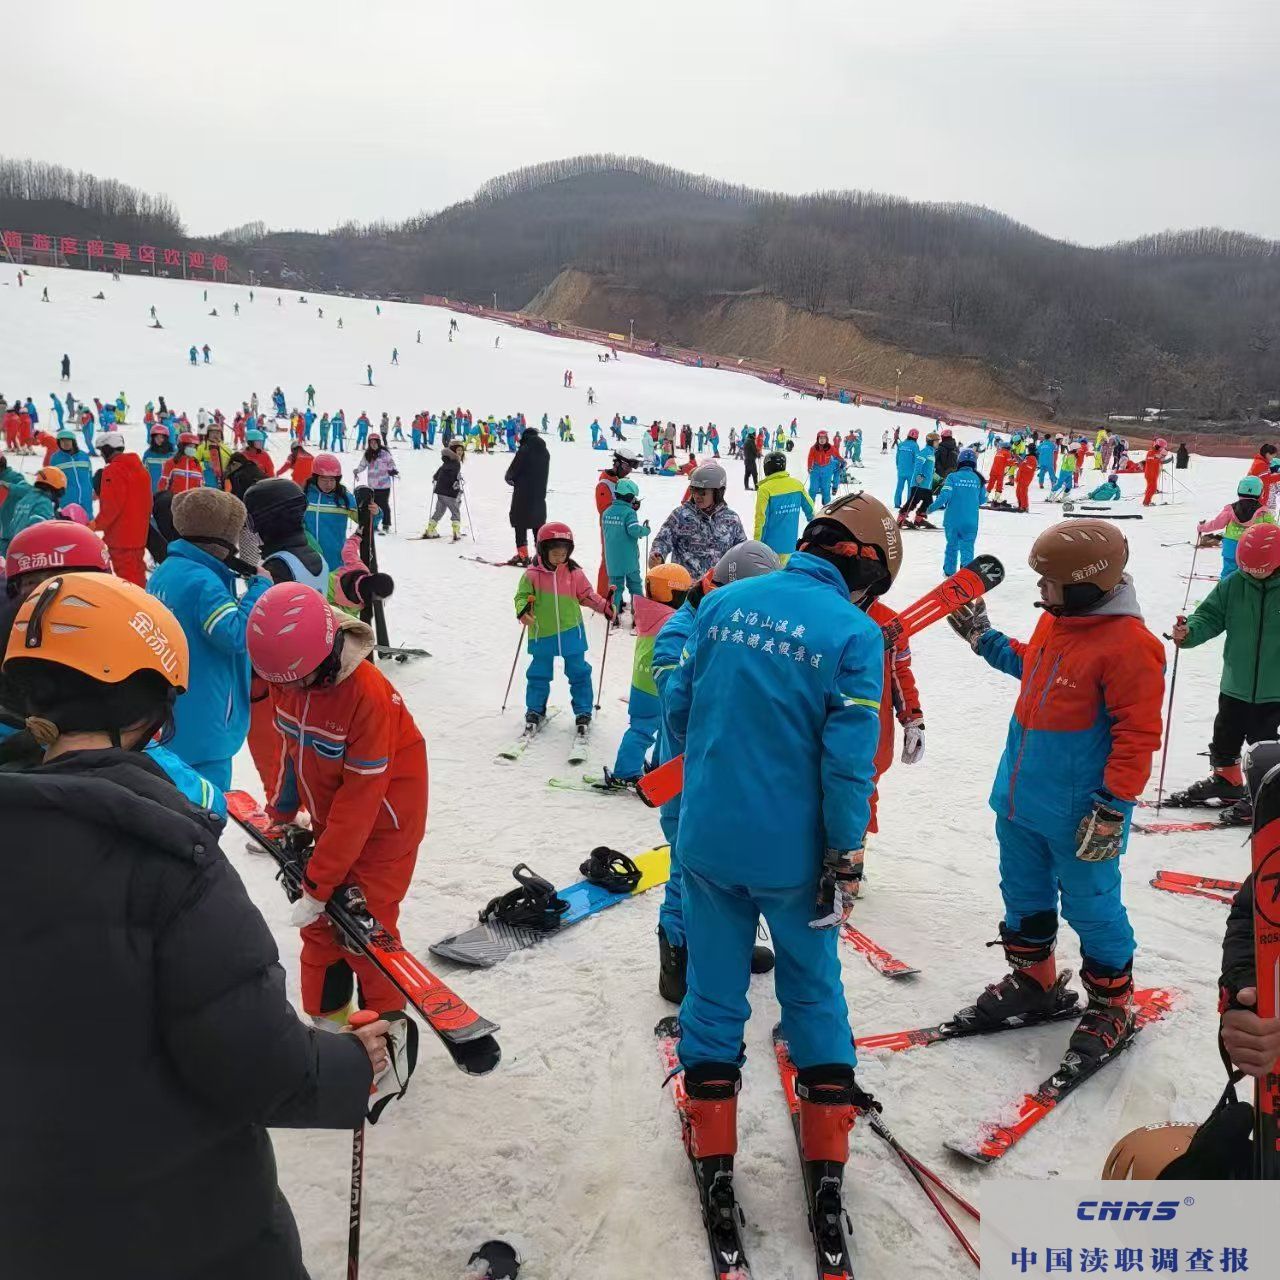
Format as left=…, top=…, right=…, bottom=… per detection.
left=11, top=0, right=1279, bottom=245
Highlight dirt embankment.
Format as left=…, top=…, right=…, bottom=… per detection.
left=525, top=269, right=1048, bottom=423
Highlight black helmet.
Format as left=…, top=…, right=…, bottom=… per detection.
left=764, top=451, right=787, bottom=477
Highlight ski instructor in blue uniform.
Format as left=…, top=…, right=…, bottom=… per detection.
left=665, top=491, right=901, bottom=1212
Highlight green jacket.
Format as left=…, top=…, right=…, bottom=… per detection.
left=1182, top=570, right=1280, bottom=703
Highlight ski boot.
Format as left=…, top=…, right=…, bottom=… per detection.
left=421, top=522, right=441, bottom=540
left=912, top=515, right=937, bottom=529
left=658, top=924, right=688, bottom=1004
left=1166, top=755, right=1244, bottom=808
left=681, top=1063, right=744, bottom=1264
left=505, top=550, right=531, bottom=567
left=574, top=713, right=592, bottom=730
left=524, top=709, right=545, bottom=734
left=597, top=766, right=636, bottom=792
left=451, top=522, right=462, bottom=543
left=953, top=919, right=1079, bottom=1031
left=1218, top=795, right=1253, bottom=827
left=795, top=1065, right=866, bottom=1270
left=1066, top=965, right=1135, bottom=1069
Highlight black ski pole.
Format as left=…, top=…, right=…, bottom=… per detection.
left=594, top=590, right=614, bottom=711
left=1155, top=542, right=1200, bottom=816
left=347, top=1008, right=379, bottom=1280
left=501, top=627, right=524, bottom=715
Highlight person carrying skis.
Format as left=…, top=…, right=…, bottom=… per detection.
left=602, top=478, right=650, bottom=620
left=946, top=518, right=1165, bottom=1070
left=0, top=573, right=394, bottom=1280
left=92, top=432, right=151, bottom=586
left=806, top=430, right=838, bottom=506
left=1198, top=475, right=1275, bottom=578
left=423, top=440, right=464, bottom=541
left=897, top=432, right=938, bottom=527
left=1168, top=523, right=1280, bottom=824
left=928, top=446, right=985, bottom=575
left=649, top=462, right=746, bottom=578
left=665, top=493, right=896, bottom=1221
left=594, top=445, right=642, bottom=595
left=893, top=427, right=919, bottom=507
left=601, top=563, right=692, bottom=789
left=653, top=541, right=782, bottom=1001
left=248, top=582, right=427, bottom=1025
left=146, top=489, right=269, bottom=790
left=50, top=426, right=96, bottom=513
left=504, top=426, right=549, bottom=566
left=514, top=522, right=613, bottom=735
left=753, top=451, right=814, bottom=564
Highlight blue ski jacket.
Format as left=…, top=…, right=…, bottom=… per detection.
left=303, top=485, right=357, bottom=574
left=601, top=497, right=649, bottom=577
left=894, top=438, right=919, bottom=478
left=910, top=445, right=937, bottom=489
left=50, top=448, right=95, bottom=512
left=929, top=462, right=985, bottom=535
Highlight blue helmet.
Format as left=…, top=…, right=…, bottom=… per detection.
left=958, top=447, right=978, bottom=467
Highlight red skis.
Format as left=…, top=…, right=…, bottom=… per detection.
left=1251, top=773, right=1280, bottom=1177
left=638, top=555, right=1006, bottom=808
left=842, top=924, right=919, bottom=978
left=1150, top=869, right=1241, bottom=905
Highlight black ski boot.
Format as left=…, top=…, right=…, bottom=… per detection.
left=524, top=710, right=545, bottom=733
left=1167, top=753, right=1244, bottom=808
left=1219, top=796, right=1253, bottom=826
left=658, top=924, right=688, bottom=1004
left=1066, top=965, right=1135, bottom=1069
left=953, top=920, right=1079, bottom=1031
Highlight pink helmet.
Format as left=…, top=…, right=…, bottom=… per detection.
left=1236, top=523, right=1280, bottom=580
left=907, top=427, right=919, bottom=439
left=536, top=521, right=574, bottom=552
left=1153, top=437, right=1168, bottom=450
left=57, top=503, right=91, bottom=527
left=246, top=584, right=338, bottom=685
left=313, top=452, right=342, bottom=478
left=941, top=427, right=953, bottom=438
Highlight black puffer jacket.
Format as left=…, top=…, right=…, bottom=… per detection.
left=505, top=430, right=549, bottom=531
left=934, top=435, right=959, bottom=480
left=0, top=750, right=371, bottom=1279
left=1220, top=875, right=1255, bottom=1003
left=433, top=450, right=462, bottom=498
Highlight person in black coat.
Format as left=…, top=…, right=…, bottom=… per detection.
left=0, top=574, right=389, bottom=1280
left=423, top=441, right=465, bottom=540
left=934, top=431, right=960, bottom=482
left=504, top=427, right=549, bottom=565
left=742, top=427, right=759, bottom=490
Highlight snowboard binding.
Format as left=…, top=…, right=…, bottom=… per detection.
left=480, top=864, right=569, bottom=933
left=579, top=846, right=643, bottom=894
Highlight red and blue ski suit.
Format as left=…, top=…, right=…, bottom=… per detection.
left=974, top=580, right=1165, bottom=971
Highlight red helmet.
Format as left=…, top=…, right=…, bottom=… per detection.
left=313, top=452, right=342, bottom=478
left=941, top=427, right=953, bottom=438
left=536, top=521, right=574, bottom=552
left=1236, top=523, right=1280, bottom=580
left=178, top=432, right=198, bottom=446
left=246, top=584, right=339, bottom=685
left=5, top=520, right=112, bottom=580
left=1153, top=437, right=1168, bottom=450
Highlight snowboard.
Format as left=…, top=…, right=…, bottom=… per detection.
left=429, top=845, right=670, bottom=967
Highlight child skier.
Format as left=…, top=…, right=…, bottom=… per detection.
left=928, top=446, right=985, bottom=574
left=247, top=582, right=427, bottom=1023
left=1087, top=473, right=1123, bottom=503
left=49, top=426, right=96, bottom=513
left=514, top=522, right=613, bottom=735
left=806, top=430, right=838, bottom=506
left=142, top=424, right=175, bottom=493
left=1168, top=522, right=1280, bottom=824
left=897, top=432, right=939, bottom=527
left=753, top=451, right=814, bottom=563
left=946, top=518, right=1165, bottom=1069
left=160, top=433, right=205, bottom=494
left=423, top=440, right=464, bottom=540
left=353, top=432, right=398, bottom=533
left=1197, top=475, right=1275, bottom=578
left=303, top=453, right=358, bottom=570
left=601, top=477, right=650, bottom=619
left=601, top=563, right=692, bottom=788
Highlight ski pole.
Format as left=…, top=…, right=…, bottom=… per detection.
left=462, top=488, right=477, bottom=540
left=594, top=590, right=614, bottom=711
left=1154, top=618, right=1186, bottom=818
left=501, top=627, right=523, bottom=714
left=346, top=1008, right=380, bottom=1280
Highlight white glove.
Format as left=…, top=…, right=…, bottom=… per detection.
left=290, top=893, right=327, bottom=928
left=900, top=719, right=925, bottom=765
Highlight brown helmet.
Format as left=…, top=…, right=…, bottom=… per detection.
left=800, top=492, right=903, bottom=596
left=1028, top=519, right=1128, bottom=593
left=1101, top=1123, right=1198, bottom=1180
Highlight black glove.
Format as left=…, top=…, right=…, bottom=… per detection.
left=947, top=598, right=991, bottom=651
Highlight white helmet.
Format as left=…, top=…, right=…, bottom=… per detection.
left=614, top=444, right=643, bottom=465
left=98, top=431, right=126, bottom=451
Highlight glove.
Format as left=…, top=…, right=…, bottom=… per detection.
left=366, top=1010, right=420, bottom=1123
left=809, top=848, right=864, bottom=929
left=517, top=606, right=534, bottom=626
left=290, top=892, right=327, bottom=927
left=900, top=719, right=925, bottom=765
left=1074, top=796, right=1126, bottom=862
left=946, top=598, right=991, bottom=651
left=1171, top=614, right=1188, bottom=646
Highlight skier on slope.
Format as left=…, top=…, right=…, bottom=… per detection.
left=753, top=451, right=814, bottom=564
left=594, top=444, right=643, bottom=595
left=892, top=427, right=919, bottom=508
left=897, top=431, right=939, bottom=528
left=945, top=518, right=1165, bottom=1069
left=514, top=522, right=614, bottom=735
left=504, top=426, right=549, bottom=566
left=928, top=446, right=985, bottom=575
left=1141, top=437, right=1169, bottom=507
left=0, top=573, right=393, bottom=1279
left=664, top=493, right=895, bottom=1219
left=49, top=426, right=96, bottom=512
left=423, top=440, right=465, bottom=541
left=1167, top=522, right=1280, bottom=825
left=653, top=540, right=782, bottom=1001
left=806, top=431, right=838, bottom=506
left=91, top=432, right=152, bottom=586
left=1196, top=475, right=1275, bottom=579
left=602, top=478, right=650, bottom=622
left=249, top=582, right=427, bottom=1025
left=649, top=462, right=746, bottom=579
left=304, top=453, right=359, bottom=567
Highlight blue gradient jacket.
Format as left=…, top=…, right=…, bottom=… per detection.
left=929, top=462, right=985, bottom=535
left=753, top=472, right=814, bottom=560
left=667, top=552, right=883, bottom=887
left=50, top=448, right=95, bottom=511
left=895, top=438, right=919, bottom=478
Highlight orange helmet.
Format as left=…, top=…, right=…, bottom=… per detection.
left=4, top=574, right=189, bottom=693
left=35, top=466, right=68, bottom=492
left=646, top=562, right=693, bottom=605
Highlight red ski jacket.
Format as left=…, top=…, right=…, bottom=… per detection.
left=95, top=452, right=152, bottom=549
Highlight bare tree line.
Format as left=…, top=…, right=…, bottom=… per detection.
left=0, top=156, right=184, bottom=237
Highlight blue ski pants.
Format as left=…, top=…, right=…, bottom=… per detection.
left=809, top=475, right=832, bottom=506
left=943, top=525, right=977, bottom=577
left=319, top=424, right=330, bottom=449
left=1052, top=470, right=1075, bottom=495
left=1037, top=465, right=1056, bottom=487
left=678, top=868, right=855, bottom=1071
left=658, top=807, right=684, bottom=945
left=894, top=473, right=911, bottom=507
left=525, top=649, right=594, bottom=718
left=996, top=814, right=1135, bottom=971
left=613, top=689, right=659, bottom=780
left=608, top=570, right=643, bottom=612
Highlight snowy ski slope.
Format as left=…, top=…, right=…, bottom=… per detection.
left=0, top=265, right=1250, bottom=1279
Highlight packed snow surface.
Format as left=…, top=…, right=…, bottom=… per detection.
left=0, top=267, right=1247, bottom=1278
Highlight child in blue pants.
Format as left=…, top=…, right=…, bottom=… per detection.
left=601, top=478, right=649, bottom=619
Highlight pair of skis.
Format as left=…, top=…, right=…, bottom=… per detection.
left=226, top=791, right=502, bottom=1076
left=1151, top=869, right=1241, bottom=905
left=498, top=709, right=591, bottom=767
left=657, top=1018, right=979, bottom=1277
left=637, top=555, right=1007, bottom=809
